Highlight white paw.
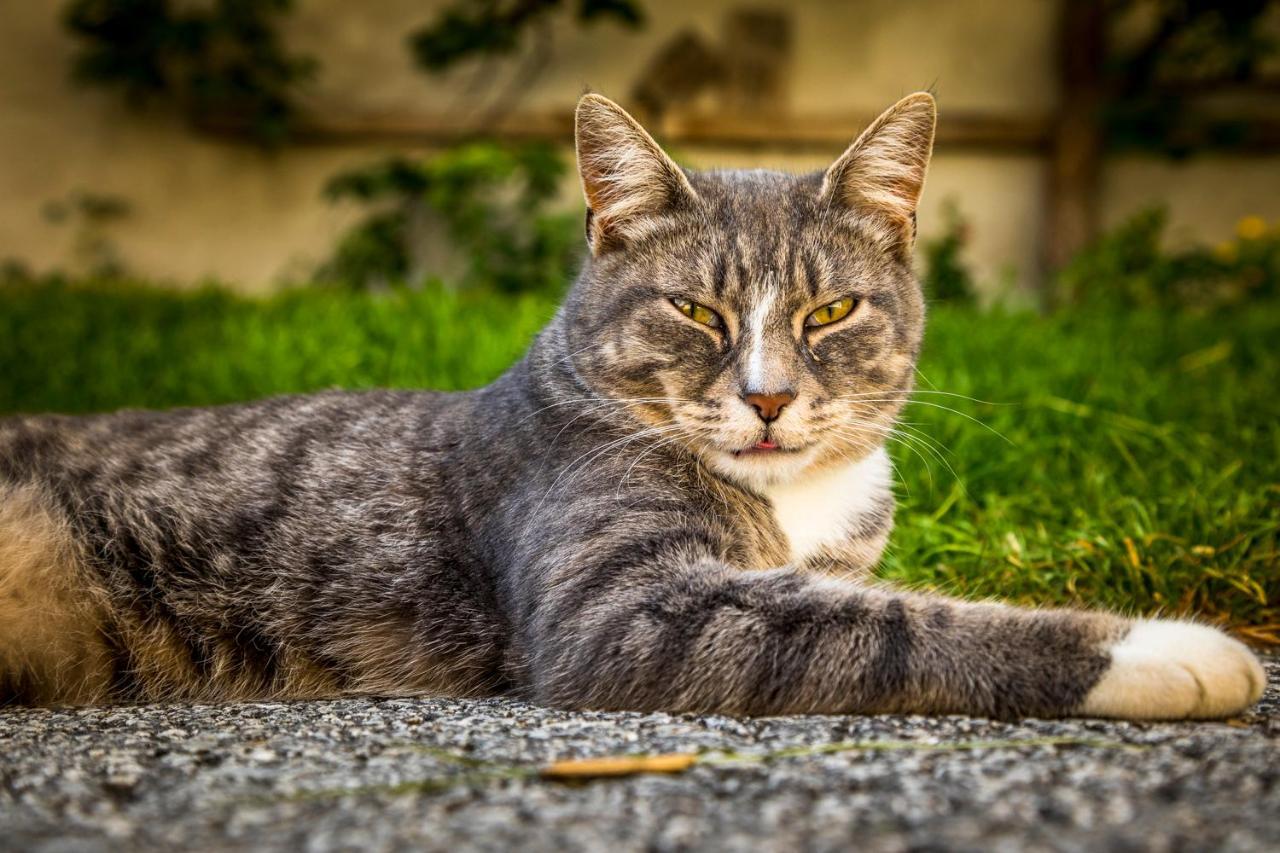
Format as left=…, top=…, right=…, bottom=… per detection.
left=1080, top=620, right=1266, bottom=720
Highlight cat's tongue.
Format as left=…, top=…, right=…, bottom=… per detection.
left=735, top=439, right=780, bottom=456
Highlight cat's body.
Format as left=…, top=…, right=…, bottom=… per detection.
left=0, top=356, right=887, bottom=709
left=0, top=94, right=1265, bottom=717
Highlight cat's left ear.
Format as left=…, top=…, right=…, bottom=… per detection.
left=820, top=92, right=937, bottom=257
left=575, top=93, right=697, bottom=254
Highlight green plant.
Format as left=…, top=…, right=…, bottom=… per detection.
left=41, top=191, right=133, bottom=278
left=407, top=0, right=646, bottom=128
left=320, top=3, right=647, bottom=291
left=320, top=142, right=580, bottom=293
left=409, top=0, right=644, bottom=72
left=1057, top=207, right=1280, bottom=307
left=62, top=0, right=316, bottom=144
left=920, top=201, right=977, bottom=305
left=1104, top=0, right=1280, bottom=155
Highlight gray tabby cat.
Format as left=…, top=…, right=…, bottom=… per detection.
left=0, top=93, right=1265, bottom=718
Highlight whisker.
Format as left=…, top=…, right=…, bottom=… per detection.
left=839, top=397, right=1014, bottom=445
left=889, top=427, right=966, bottom=494
left=617, top=432, right=691, bottom=497
left=825, top=425, right=936, bottom=492
left=832, top=389, right=1008, bottom=407
left=541, top=422, right=690, bottom=507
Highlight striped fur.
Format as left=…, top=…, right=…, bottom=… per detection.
left=0, top=94, right=1264, bottom=718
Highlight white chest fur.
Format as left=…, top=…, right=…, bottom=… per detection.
left=761, top=447, right=893, bottom=563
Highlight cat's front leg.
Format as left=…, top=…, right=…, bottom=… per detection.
left=524, top=530, right=1266, bottom=718
left=1080, top=619, right=1265, bottom=719
left=873, top=596, right=1267, bottom=720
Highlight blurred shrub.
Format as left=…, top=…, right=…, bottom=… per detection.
left=62, top=0, right=316, bottom=144
left=1105, top=0, right=1280, bottom=155
left=1057, top=207, right=1280, bottom=308
left=409, top=0, right=644, bottom=72
left=319, top=142, right=580, bottom=293
left=41, top=191, right=133, bottom=278
left=920, top=201, right=977, bottom=305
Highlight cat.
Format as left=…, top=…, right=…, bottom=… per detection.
left=0, top=93, right=1265, bottom=718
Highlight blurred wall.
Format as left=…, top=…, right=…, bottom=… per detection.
left=1, top=0, right=1277, bottom=291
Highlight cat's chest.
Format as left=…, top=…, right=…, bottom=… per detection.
left=760, top=448, right=893, bottom=565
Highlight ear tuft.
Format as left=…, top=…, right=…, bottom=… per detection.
left=575, top=94, right=696, bottom=253
left=820, top=92, right=937, bottom=253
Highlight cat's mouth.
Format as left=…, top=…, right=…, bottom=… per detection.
left=704, top=436, right=822, bottom=486
left=733, top=439, right=805, bottom=457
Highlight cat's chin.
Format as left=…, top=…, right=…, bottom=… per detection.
left=703, top=444, right=820, bottom=491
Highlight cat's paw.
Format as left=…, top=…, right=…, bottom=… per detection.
left=1080, top=620, right=1266, bottom=720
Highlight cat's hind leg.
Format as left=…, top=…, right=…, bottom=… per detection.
left=0, top=483, right=115, bottom=705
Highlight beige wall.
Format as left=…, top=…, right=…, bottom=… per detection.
left=1, top=1, right=1277, bottom=291
left=1102, top=156, right=1280, bottom=246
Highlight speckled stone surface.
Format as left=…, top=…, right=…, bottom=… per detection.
left=2, top=657, right=1277, bottom=852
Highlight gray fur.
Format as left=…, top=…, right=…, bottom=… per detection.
left=0, top=94, right=1127, bottom=715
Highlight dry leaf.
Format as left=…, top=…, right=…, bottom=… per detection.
left=541, top=753, right=698, bottom=780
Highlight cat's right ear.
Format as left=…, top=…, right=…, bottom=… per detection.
left=574, top=94, right=697, bottom=254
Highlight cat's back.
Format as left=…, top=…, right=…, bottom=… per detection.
left=0, top=387, right=488, bottom=606
left=0, top=388, right=464, bottom=492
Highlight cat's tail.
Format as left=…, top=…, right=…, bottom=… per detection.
left=0, top=482, right=115, bottom=705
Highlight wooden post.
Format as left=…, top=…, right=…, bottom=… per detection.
left=1043, top=0, right=1105, bottom=305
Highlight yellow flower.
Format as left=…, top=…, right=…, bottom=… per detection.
left=1213, top=241, right=1238, bottom=262
left=1236, top=215, right=1267, bottom=241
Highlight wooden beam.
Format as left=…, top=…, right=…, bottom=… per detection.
left=197, top=108, right=1055, bottom=153
left=650, top=111, right=1051, bottom=153
left=197, top=103, right=1280, bottom=156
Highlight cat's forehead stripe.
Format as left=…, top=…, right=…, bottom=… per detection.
left=710, top=226, right=812, bottom=305
left=744, top=277, right=778, bottom=390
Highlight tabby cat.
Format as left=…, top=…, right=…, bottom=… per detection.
left=0, top=93, right=1265, bottom=718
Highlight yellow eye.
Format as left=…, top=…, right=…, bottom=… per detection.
left=671, top=297, right=723, bottom=329
left=805, top=298, right=856, bottom=328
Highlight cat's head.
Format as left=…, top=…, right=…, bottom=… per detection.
left=563, top=92, right=935, bottom=490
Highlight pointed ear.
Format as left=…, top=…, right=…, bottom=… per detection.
left=575, top=94, right=697, bottom=254
left=820, top=92, right=937, bottom=255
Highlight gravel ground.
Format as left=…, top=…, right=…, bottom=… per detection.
left=2, top=657, right=1277, bottom=853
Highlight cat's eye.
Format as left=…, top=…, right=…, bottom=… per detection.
left=805, top=298, right=856, bottom=328
left=671, top=297, right=723, bottom=329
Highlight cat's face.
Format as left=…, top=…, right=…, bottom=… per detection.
left=565, top=94, right=935, bottom=490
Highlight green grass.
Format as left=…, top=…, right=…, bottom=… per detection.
left=2, top=279, right=1277, bottom=638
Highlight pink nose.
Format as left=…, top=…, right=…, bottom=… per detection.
left=743, top=391, right=796, bottom=423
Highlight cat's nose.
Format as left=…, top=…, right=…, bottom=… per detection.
left=743, top=390, right=796, bottom=423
